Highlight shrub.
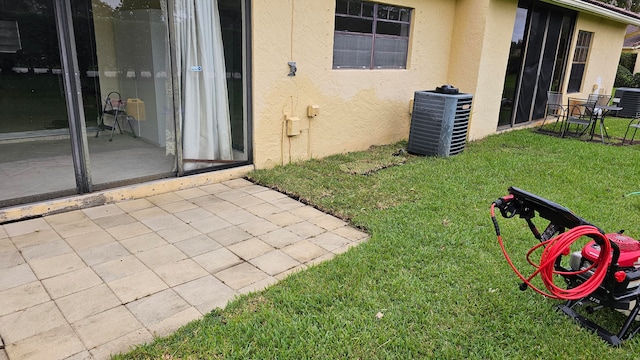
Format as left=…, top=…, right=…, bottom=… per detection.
left=631, top=72, right=640, bottom=88
left=615, top=64, right=633, bottom=87
left=619, top=52, right=637, bottom=72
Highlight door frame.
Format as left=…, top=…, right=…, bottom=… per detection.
left=53, top=0, right=92, bottom=194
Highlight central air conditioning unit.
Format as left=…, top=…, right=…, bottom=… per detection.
left=407, top=89, right=473, bottom=157
left=614, top=87, right=640, bottom=118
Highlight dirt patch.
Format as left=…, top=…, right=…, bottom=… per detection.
left=338, top=149, right=408, bottom=175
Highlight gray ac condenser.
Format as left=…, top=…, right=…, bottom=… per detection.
left=614, top=87, right=640, bottom=118
left=407, top=90, right=473, bottom=156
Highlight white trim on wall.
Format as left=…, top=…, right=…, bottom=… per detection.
left=546, top=0, right=640, bottom=26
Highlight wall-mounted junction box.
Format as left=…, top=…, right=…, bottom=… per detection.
left=286, top=117, right=301, bottom=136
left=307, top=105, right=320, bottom=117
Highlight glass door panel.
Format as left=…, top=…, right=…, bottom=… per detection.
left=174, top=0, right=248, bottom=172
left=498, top=1, right=574, bottom=128
left=220, top=0, right=248, bottom=159
left=498, top=7, right=527, bottom=127
left=0, top=0, right=78, bottom=204
left=514, top=7, right=545, bottom=125
left=82, top=0, right=176, bottom=186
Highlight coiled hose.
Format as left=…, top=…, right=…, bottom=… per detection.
left=491, top=202, right=612, bottom=300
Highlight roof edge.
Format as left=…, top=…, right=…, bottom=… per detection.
left=545, top=0, right=640, bottom=27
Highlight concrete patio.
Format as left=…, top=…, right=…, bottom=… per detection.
left=0, top=178, right=369, bottom=359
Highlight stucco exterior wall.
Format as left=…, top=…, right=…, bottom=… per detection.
left=251, top=0, right=457, bottom=169
left=566, top=13, right=627, bottom=98
left=250, top=0, right=630, bottom=169
left=449, top=0, right=517, bottom=140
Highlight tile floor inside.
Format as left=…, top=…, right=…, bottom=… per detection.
left=0, top=133, right=177, bottom=203
left=0, top=178, right=369, bottom=360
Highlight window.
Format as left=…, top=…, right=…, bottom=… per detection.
left=567, top=30, right=592, bottom=93
left=333, top=0, right=411, bottom=69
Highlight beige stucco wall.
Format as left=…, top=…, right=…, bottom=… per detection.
left=250, top=0, right=630, bottom=169
left=449, top=0, right=516, bottom=140
left=565, top=13, right=627, bottom=98
left=251, top=0, right=457, bottom=169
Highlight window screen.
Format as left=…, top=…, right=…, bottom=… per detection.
left=567, top=30, right=592, bottom=93
left=333, top=0, right=411, bottom=69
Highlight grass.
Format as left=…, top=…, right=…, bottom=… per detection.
left=115, top=119, right=640, bottom=359
left=0, top=73, right=101, bottom=132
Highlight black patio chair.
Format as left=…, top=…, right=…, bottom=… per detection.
left=561, top=94, right=609, bottom=138
left=623, top=112, right=640, bottom=145
left=538, top=91, right=566, bottom=134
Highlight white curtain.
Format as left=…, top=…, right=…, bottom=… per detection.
left=174, top=0, right=232, bottom=171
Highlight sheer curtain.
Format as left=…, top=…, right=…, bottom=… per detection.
left=174, top=0, right=232, bottom=171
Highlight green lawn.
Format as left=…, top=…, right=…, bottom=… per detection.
left=116, top=121, right=640, bottom=359
left=0, top=73, right=100, bottom=133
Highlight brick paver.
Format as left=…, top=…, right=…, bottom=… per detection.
left=0, top=179, right=369, bottom=359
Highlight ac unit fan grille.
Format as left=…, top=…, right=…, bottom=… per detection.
left=407, top=91, right=473, bottom=156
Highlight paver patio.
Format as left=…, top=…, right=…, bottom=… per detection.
left=0, top=178, right=369, bottom=359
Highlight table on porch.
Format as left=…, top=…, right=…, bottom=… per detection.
left=589, top=104, right=623, bottom=144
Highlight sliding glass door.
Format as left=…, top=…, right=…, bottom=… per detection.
left=498, top=0, right=574, bottom=128
left=0, top=0, right=250, bottom=207
left=0, top=0, right=78, bottom=203
left=170, top=0, right=249, bottom=173
left=86, top=0, right=176, bottom=186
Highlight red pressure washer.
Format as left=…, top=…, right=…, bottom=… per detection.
left=491, top=187, right=640, bottom=346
